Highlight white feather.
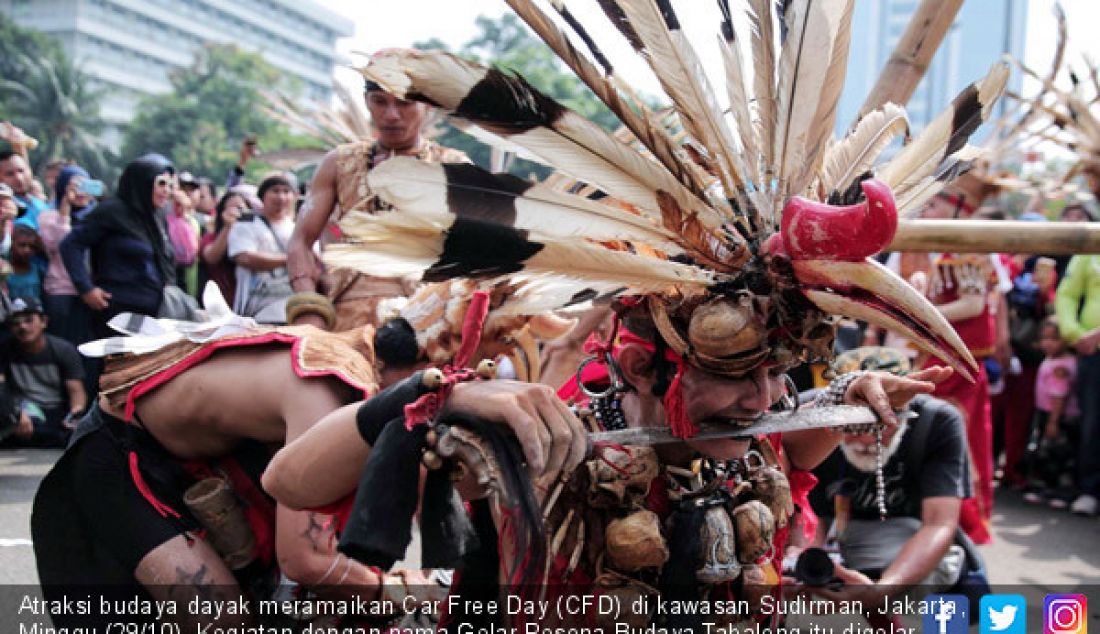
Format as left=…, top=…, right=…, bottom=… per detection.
left=615, top=0, right=749, bottom=195
left=719, top=29, right=761, bottom=185
left=748, top=0, right=778, bottom=173
left=362, top=49, right=729, bottom=236
left=878, top=62, right=1010, bottom=191
left=822, top=103, right=909, bottom=194
left=773, top=0, right=853, bottom=197
left=330, top=210, right=717, bottom=293
left=895, top=145, right=987, bottom=217
left=367, top=157, right=687, bottom=253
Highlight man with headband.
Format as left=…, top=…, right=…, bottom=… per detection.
left=882, top=174, right=1014, bottom=544
left=265, top=6, right=1005, bottom=628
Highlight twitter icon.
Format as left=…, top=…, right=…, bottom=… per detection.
left=982, top=595, right=1027, bottom=634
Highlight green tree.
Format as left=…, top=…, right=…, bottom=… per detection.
left=0, top=14, right=116, bottom=182
left=0, top=12, right=65, bottom=116
left=414, top=13, right=620, bottom=176
left=0, top=53, right=114, bottom=180
left=122, top=43, right=302, bottom=182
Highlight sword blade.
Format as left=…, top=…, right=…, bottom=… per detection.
left=588, top=405, right=915, bottom=447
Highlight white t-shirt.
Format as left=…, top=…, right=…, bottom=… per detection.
left=227, top=214, right=296, bottom=322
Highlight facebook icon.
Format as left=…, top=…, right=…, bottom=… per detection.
left=923, top=595, right=970, bottom=634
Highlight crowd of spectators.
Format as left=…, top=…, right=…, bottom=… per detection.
left=857, top=199, right=1100, bottom=521
left=0, top=128, right=299, bottom=447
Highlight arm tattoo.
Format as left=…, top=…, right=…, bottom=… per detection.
left=300, top=513, right=333, bottom=552
left=175, top=563, right=209, bottom=585
left=167, top=564, right=218, bottom=604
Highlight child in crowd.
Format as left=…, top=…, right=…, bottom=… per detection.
left=5, top=224, right=47, bottom=303
left=1023, top=316, right=1081, bottom=509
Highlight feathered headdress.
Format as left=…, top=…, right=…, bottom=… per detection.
left=390, top=279, right=575, bottom=368
left=327, top=1, right=1010, bottom=434
left=918, top=3, right=1068, bottom=213
left=1002, top=3, right=1100, bottom=193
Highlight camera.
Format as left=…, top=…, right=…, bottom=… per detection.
left=793, top=547, right=840, bottom=587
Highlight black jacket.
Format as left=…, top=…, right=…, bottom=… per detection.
left=59, top=154, right=177, bottom=315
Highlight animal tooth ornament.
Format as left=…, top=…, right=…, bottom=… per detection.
left=331, top=3, right=1008, bottom=412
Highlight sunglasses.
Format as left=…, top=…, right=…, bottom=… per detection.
left=155, top=176, right=176, bottom=189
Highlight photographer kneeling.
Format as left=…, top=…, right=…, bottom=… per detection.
left=800, top=347, right=987, bottom=624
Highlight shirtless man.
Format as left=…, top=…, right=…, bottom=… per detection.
left=33, top=281, right=569, bottom=629
left=286, top=71, right=467, bottom=331
left=32, top=327, right=382, bottom=629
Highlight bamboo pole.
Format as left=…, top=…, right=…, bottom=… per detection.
left=890, top=220, right=1100, bottom=254
left=855, top=0, right=966, bottom=123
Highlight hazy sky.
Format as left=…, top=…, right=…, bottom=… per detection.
left=315, top=0, right=1100, bottom=100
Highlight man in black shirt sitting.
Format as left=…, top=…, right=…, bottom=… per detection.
left=0, top=297, right=86, bottom=447
left=805, top=347, right=979, bottom=608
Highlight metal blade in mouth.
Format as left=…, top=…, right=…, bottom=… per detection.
left=588, top=405, right=917, bottom=447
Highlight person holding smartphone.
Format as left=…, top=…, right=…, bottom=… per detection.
left=225, top=136, right=260, bottom=191
left=59, top=154, right=178, bottom=339
left=198, top=189, right=247, bottom=305
left=38, top=165, right=99, bottom=348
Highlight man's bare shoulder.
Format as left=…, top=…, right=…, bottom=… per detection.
left=317, top=147, right=345, bottom=173
left=335, top=139, right=373, bottom=156
left=432, top=143, right=472, bottom=165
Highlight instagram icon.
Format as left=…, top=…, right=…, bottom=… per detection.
left=1045, top=595, right=1087, bottom=634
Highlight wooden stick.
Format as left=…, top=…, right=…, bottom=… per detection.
left=890, top=220, right=1100, bottom=255
left=854, top=0, right=965, bottom=124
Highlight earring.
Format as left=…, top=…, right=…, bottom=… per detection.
left=577, top=351, right=628, bottom=430
left=776, top=374, right=799, bottom=412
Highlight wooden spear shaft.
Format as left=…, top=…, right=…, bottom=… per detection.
left=855, top=0, right=965, bottom=122
left=890, top=220, right=1100, bottom=254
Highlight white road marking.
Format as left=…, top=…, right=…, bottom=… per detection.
left=0, top=539, right=32, bottom=547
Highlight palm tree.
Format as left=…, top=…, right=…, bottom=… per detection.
left=260, top=82, right=379, bottom=171
left=0, top=53, right=117, bottom=184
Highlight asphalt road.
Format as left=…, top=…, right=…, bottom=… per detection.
left=3, top=447, right=1098, bottom=588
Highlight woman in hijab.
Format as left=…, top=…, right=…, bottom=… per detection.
left=59, top=154, right=177, bottom=339
left=39, top=165, right=98, bottom=346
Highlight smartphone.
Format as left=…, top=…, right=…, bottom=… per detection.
left=244, top=135, right=261, bottom=158
left=78, top=179, right=104, bottom=197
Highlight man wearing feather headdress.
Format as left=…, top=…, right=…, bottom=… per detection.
left=261, top=0, right=1010, bottom=627
left=286, top=53, right=469, bottom=332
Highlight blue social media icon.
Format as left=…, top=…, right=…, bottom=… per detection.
left=923, top=595, right=970, bottom=634
left=982, top=595, right=1027, bottom=634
